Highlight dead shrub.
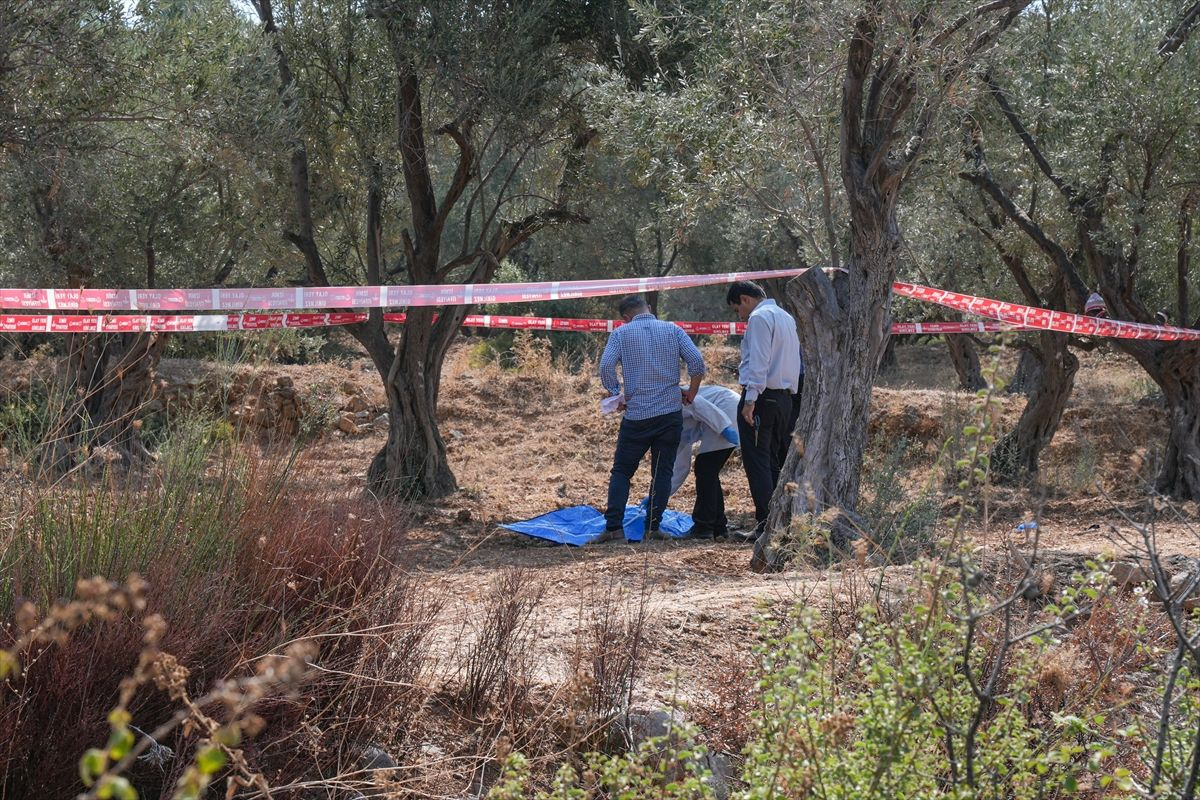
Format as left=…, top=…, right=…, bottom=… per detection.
left=562, top=576, right=652, bottom=752
left=690, top=640, right=760, bottom=756
left=458, top=568, right=546, bottom=721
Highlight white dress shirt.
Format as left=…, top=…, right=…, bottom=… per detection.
left=738, top=299, right=801, bottom=403
left=670, top=385, right=740, bottom=494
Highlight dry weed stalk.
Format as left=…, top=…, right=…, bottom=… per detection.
left=1100, top=495, right=1200, bottom=795
left=77, top=633, right=317, bottom=800
left=0, top=576, right=310, bottom=800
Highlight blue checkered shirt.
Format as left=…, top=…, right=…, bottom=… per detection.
left=600, top=314, right=706, bottom=420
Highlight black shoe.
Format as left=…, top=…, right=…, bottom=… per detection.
left=730, top=529, right=758, bottom=544
left=644, top=527, right=671, bottom=542
left=594, top=527, right=625, bottom=544
left=688, top=527, right=714, bottom=540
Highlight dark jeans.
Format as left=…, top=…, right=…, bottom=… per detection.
left=692, top=447, right=733, bottom=536
left=775, top=375, right=804, bottom=471
left=605, top=411, right=683, bottom=531
left=738, top=388, right=793, bottom=532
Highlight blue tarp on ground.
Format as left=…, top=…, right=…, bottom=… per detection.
left=500, top=505, right=694, bottom=546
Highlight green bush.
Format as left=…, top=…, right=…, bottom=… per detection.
left=163, top=327, right=328, bottom=366
left=861, top=434, right=941, bottom=558
left=486, top=557, right=1172, bottom=799
left=489, top=723, right=721, bottom=800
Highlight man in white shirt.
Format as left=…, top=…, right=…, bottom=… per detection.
left=667, top=384, right=741, bottom=539
left=725, top=280, right=802, bottom=538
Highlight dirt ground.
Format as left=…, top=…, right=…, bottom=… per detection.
left=3, top=337, right=1198, bottom=711
left=283, top=338, right=1199, bottom=708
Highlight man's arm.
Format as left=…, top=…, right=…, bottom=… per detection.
left=676, top=327, right=706, bottom=404
left=599, top=331, right=622, bottom=396
left=741, top=313, right=772, bottom=404
left=690, top=393, right=733, bottom=437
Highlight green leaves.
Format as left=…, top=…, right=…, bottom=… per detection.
left=195, top=744, right=227, bottom=775
left=106, top=726, right=136, bottom=761
left=96, top=776, right=138, bottom=800
left=80, top=747, right=108, bottom=787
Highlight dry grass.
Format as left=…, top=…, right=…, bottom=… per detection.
left=0, top=437, right=441, bottom=798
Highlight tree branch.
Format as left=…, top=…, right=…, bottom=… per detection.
left=1159, top=0, right=1200, bottom=58
left=492, top=208, right=589, bottom=258
left=841, top=10, right=879, bottom=169
left=433, top=120, right=475, bottom=238
left=983, top=72, right=1078, bottom=206
left=960, top=167, right=1091, bottom=304
left=955, top=194, right=1043, bottom=307
left=255, top=0, right=329, bottom=288
left=387, top=23, right=437, bottom=273
left=1178, top=191, right=1195, bottom=326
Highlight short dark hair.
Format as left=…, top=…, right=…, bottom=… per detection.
left=618, top=295, right=649, bottom=317
left=726, top=281, right=766, bottom=305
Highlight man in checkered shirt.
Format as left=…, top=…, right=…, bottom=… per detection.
left=597, top=295, right=706, bottom=542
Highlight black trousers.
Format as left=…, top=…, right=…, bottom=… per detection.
left=691, top=447, right=734, bottom=536
left=737, top=388, right=793, bottom=532
left=604, top=411, right=683, bottom=531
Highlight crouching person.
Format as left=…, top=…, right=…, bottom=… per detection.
left=668, top=384, right=741, bottom=539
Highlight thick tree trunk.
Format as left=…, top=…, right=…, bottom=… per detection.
left=645, top=290, right=661, bottom=318
left=991, top=331, right=1077, bottom=481
left=1154, top=343, right=1200, bottom=499
left=367, top=308, right=457, bottom=500
left=946, top=334, right=986, bottom=391
left=878, top=335, right=898, bottom=374
left=1007, top=347, right=1042, bottom=396
left=747, top=0, right=1026, bottom=571
left=38, top=332, right=164, bottom=478
left=756, top=231, right=895, bottom=571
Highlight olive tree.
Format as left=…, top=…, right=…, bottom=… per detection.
left=251, top=0, right=596, bottom=498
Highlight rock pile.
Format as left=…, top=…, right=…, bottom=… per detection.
left=227, top=374, right=303, bottom=438
left=335, top=379, right=387, bottom=436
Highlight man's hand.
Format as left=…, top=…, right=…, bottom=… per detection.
left=741, top=401, right=756, bottom=426
left=682, top=387, right=698, bottom=405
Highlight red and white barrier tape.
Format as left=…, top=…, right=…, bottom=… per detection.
left=2, top=272, right=1196, bottom=341
left=0, top=312, right=368, bottom=333
left=0, top=267, right=810, bottom=312
left=893, top=282, right=1200, bottom=342
left=0, top=311, right=1014, bottom=335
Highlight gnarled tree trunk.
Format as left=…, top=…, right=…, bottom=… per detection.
left=752, top=0, right=1029, bottom=571
left=38, top=332, right=164, bottom=478
left=991, top=331, right=1077, bottom=480
left=946, top=333, right=986, bottom=391
left=1007, top=347, right=1042, bottom=396
left=757, top=229, right=896, bottom=571
left=368, top=307, right=460, bottom=499
left=976, top=72, right=1200, bottom=501
left=1147, top=343, right=1200, bottom=498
